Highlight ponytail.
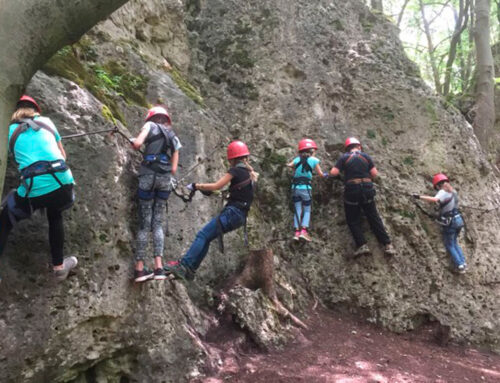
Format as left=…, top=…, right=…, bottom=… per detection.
left=11, top=107, right=38, bottom=123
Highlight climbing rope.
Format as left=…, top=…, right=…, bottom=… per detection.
left=61, top=127, right=118, bottom=139
left=61, top=124, right=144, bottom=154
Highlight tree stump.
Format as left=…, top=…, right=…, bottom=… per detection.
left=225, top=248, right=307, bottom=329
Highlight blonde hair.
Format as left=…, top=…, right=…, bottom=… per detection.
left=11, top=107, right=38, bottom=122
left=230, top=156, right=259, bottom=182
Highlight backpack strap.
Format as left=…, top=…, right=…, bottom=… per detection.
left=345, top=151, right=369, bottom=166
left=144, top=123, right=175, bottom=156
left=229, top=166, right=253, bottom=191
left=297, top=155, right=313, bottom=173
left=9, top=118, right=57, bottom=154
left=158, top=124, right=175, bottom=156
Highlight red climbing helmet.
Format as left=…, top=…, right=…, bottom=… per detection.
left=432, top=173, right=449, bottom=189
left=227, top=140, right=250, bottom=160
left=344, top=137, right=361, bottom=151
left=298, top=138, right=318, bottom=152
left=145, top=106, right=171, bottom=124
left=17, top=95, right=41, bottom=113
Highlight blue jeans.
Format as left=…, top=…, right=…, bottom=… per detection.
left=442, top=215, right=466, bottom=267
left=292, top=188, right=312, bottom=229
left=181, top=205, right=246, bottom=270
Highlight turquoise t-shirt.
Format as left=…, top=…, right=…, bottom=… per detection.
left=8, top=116, right=74, bottom=197
left=291, top=156, right=320, bottom=190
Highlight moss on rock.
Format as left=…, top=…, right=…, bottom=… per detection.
left=42, top=45, right=149, bottom=123
left=167, top=67, right=204, bottom=106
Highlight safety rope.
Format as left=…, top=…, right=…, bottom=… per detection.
left=61, top=124, right=144, bottom=154
left=61, top=127, right=118, bottom=139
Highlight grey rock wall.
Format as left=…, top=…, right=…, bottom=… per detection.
left=1, top=0, right=500, bottom=381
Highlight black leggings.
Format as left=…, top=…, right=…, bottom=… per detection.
left=0, top=184, right=74, bottom=266
left=344, top=183, right=391, bottom=247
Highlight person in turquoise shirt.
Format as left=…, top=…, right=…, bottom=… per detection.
left=287, top=138, right=327, bottom=241
left=0, top=95, right=77, bottom=283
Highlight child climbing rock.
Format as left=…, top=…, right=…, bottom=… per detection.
left=131, top=106, right=181, bottom=282
left=413, top=173, right=467, bottom=273
left=0, top=95, right=77, bottom=282
left=287, top=138, right=327, bottom=241
left=164, top=140, right=257, bottom=281
left=330, top=137, right=395, bottom=258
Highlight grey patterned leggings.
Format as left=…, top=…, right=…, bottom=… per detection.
left=135, top=173, right=172, bottom=262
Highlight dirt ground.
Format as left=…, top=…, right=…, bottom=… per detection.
left=198, top=308, right=500, bottom=383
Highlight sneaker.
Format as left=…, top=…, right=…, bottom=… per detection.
left=164, top=261, right=195, bottom=281
left=353, top=244, right=371, bottom=257
left=457, top=264, right=466, bottom=274
left=134, top=268, right=154, bottom=283
left=154, top=268, right=167, bottom=280
left=54, top=256, right=78, bottom=282
left=299, top=229, right=312, bottom=242
left=293, top=230, right=300, bottom=241
left=384, top=243, right=396, bottom=256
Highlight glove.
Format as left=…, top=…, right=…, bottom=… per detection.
left=200, top=190, right=213, bottom=196
left=169, top=177, right=178, bottom=190
left=412, top=194, right=420, bottom=200
left=186, top=183, right=197, bottom=191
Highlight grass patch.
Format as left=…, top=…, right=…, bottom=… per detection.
left=403, top=156, right=415, bottom=166
left=366, top=129, right=376, bottom=139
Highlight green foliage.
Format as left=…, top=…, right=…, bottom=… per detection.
left=366, top=129, right=377, bottom=139
left=42, top=44, right=149, bottom=123
left=383, top=0, right=500, bottom=99
left=92, top=62, right=149, bottom=107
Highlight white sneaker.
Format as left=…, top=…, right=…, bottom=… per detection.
left=457, top=264, right=466, bottom=274
left=54, top=256, right=78, bottom=282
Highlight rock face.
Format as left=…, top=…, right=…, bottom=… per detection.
left=1, top=0, right=500, bottom=381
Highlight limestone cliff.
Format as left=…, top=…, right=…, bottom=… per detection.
left=1, top=0, right=500, bottom=382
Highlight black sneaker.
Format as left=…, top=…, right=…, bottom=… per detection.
left=164, top=261, right=195, bottom=281
left=154, top=268, right=167, bottom=280
left=134, top=268, right=154, bottom=283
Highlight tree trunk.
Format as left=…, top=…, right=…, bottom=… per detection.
left=419, top=0, right=443, bottom=94
left=371, top=0, right=384, bottom=12
left=443, top=0, right=470, bottom=97
left=472, top=0, right=495, bottom=148
left=397, top=0, right=411, bottom=27
left=0, top=0, right=129, bottom=196
left=496, top=0, right=500, bottom=38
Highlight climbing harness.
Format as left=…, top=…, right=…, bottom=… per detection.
left=291, top=154, right=314, bottom=231
left=7, top=118, right=73, bottom=224
left=216, top=164, right=254, bottom=253
left=9, top=119, right=69, bottom=198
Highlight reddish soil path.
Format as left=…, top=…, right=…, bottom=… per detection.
left=199, top=309, right=500, bottom=383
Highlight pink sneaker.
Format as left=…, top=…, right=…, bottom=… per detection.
left=299, top=229, right=312, bottom=242
left=293, top=230, right=300, bottom=241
